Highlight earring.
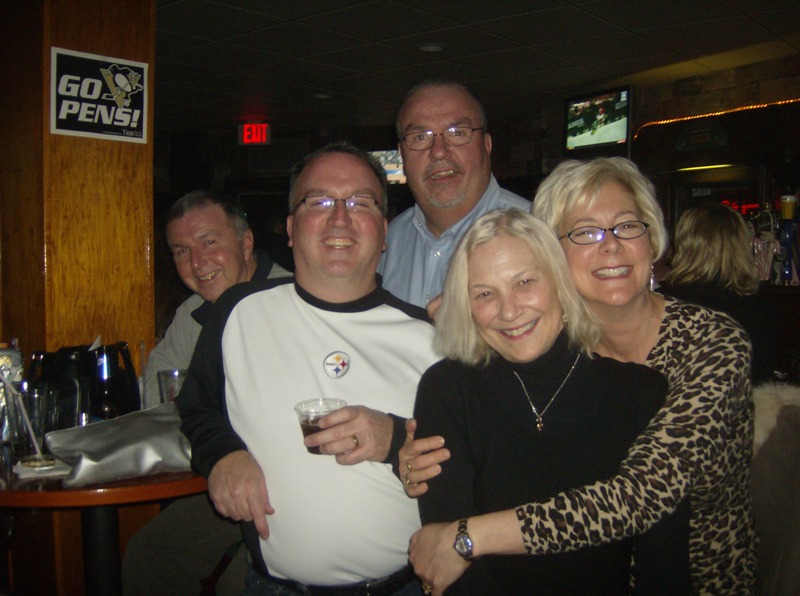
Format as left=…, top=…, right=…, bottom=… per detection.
left=562, top=313, right=568, bottom=327
left=649, top=265, right=655, bottom=292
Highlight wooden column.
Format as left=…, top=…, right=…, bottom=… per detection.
left=0, top=0, right=155, bottom=367
left=0, top=2, right=156, bottom=594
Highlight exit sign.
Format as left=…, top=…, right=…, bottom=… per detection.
left=238, top=122, right=270, bottom=145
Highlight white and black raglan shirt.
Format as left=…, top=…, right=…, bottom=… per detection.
left=177, top=276, right=439, bottom=585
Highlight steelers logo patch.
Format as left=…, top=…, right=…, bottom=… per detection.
left=323, top=351, right=350, bottom=379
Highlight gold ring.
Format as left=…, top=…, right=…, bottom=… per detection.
left=422, top=583, right=432, bottom=595
left=406, top=461, right=413, bottom=472
left=405, top=476, right=411, bottom=486
left=352, top=435, right=359, bottom=449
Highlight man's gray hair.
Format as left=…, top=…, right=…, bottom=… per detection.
left=167, top=190, right=250, bottom=238
left=395, top=79, right=488, bottom=137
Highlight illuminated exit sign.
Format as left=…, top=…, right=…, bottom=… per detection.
left=238, top=122, right=270, bottom=145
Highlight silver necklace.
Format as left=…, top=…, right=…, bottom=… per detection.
left=513, top=353, right=581, bottom=432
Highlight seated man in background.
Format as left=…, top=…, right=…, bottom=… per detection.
left=123, top=190, right=291, bottom=595
left=178, top=142, right=439, bottom=594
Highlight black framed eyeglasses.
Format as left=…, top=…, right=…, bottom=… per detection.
left=559, top=221, right=650, bottom=245
left=293, top=194, right=383, bottom=214
left=400, top=126, right=485, bottom=151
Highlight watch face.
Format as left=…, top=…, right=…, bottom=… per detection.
left=455, top=534, right=473, bottom=559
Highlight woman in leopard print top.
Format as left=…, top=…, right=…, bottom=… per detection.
left=406, top=158, right=755, bottom=594
left=513, top=295, right=755, bottom=593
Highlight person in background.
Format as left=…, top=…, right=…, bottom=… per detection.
left=178, top=142, right=439, bottom=594
left=261, top=211, right=295, bottom=273
left=405, top=157, right=755, bottom=594
left=379, top=79, right=530, bottom=309
left=412, top=209, right=687, bottom=594
left=123, top=191, right=291, bottom=596
left=659, top=200, right=783, bottom=384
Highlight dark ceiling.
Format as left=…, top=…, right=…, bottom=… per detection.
left=155, top=0, right=800, bottom=135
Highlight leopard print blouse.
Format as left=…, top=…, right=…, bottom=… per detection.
left=516, top=296, right=756, bottom=594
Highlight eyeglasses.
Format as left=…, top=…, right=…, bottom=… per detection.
left=293, top=194, right=383, bottom=214
left=559, top=221, right=649, bottom=245
left=400, top=126, right=485, bottom=151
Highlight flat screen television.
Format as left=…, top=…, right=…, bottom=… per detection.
left=565, top=86, right=631, bottom=153
left=370, top=149, right=406, bottom=184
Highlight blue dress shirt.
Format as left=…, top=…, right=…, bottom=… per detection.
left=378, top=176, right=530, bottom=307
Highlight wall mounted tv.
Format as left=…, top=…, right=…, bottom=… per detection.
left=370, top=149, right=406, bottom=184
left=565, top=86, right=631, bottom=154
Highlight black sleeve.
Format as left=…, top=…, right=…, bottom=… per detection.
left=385, top=413, right=408, bottom=478
left=628, top=365, right=691, bottom=594
left=631, top=498, right=692, bottom=595
left=414, top=362, right=478, bottom=524
left=176, top=290, right=248, bottom=478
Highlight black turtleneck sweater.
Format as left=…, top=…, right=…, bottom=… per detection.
left=415, top=332, right=687, bottom=594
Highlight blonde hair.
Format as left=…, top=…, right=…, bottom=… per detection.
left=434, top=209, right=599, bottom=366
left=532, top=157, right=668, bottom=262
left=664, top=202, right=760, bottom=295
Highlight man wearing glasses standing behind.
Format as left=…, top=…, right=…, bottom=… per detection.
left=379, top=80, right=530, bottom=309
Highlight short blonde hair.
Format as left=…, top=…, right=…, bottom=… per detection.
left=434, top=209, right=599, bottom=367
left=664, top=201, right=760, bottom=295
left=532, top=157, right=668, bottom=261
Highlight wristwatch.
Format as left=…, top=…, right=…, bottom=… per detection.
left=453, top=518, right=474, bottom=561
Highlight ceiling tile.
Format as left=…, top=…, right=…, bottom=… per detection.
left=641, top=17, right=776, bottom=58
left=152, top=0, right=800, bottom=132
left=539, top=33, right=670, bottom=66
left=156, top=59, right=224, bottom=84
left=725, top=0, right=800, bottom=13
left=231, top=22, right=366, bottom=57
left=309, top=43, right=434, bottom=74
left=159, top=42, right=288, bottom=72
left=476, top=6, right=622, bottom=45
left=395, top=0, right=566, bottom=23
left=156, top=0, right=282, bottom=41
left=156, top=30, right=208, bottom=56
left=209, top=0, right=367, bottom=20
left=454, top=47, right=573, bottom=76
left=508, top=66, right=605, bottom=92
left=312, top=74, right=410, bottom=104
left=578, top=0, right=737, bottom=30
left=379, top=26, right=523, bottom=56
left=299, top=2, right=456, bottom=42
left=748, top=7, right=800, bottom=39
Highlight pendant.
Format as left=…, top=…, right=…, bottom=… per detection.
left=536, top=418, right=544, bottom=432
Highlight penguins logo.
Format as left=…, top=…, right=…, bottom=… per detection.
left=100, top=64, right=144, bottom=109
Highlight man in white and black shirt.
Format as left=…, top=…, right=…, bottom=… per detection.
left=178, top=142, right=439, bottom=594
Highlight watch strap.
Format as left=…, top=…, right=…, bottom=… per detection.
left=454, top=517, right=474, bottom=561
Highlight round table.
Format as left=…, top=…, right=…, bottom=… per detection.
left=0, top=471, right=207, bottom=595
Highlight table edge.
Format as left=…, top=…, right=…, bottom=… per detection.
left=0, top=472, right=208, bottom=508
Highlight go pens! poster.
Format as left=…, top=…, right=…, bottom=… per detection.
left=50, top=47, right=148, bottom=144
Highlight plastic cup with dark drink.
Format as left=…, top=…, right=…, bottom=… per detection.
left=293, top=398, right=347, bottom=454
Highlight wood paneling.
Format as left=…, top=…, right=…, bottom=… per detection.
left=0, top=2, right=47, bottom=353
left=0, top=0, right=155, bottom=370
left=0, top=1, right=157, bottom=594
left=43, top=0, right=156, bottom=365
